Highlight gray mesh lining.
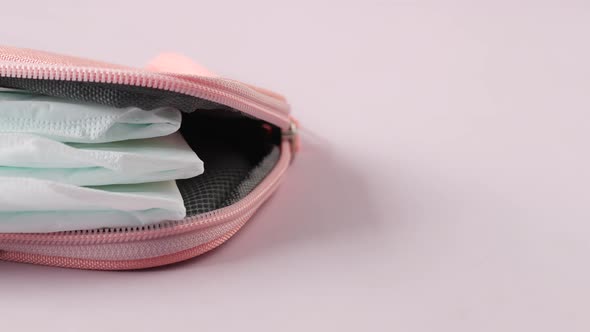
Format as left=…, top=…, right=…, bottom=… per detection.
left=0, top=77, right=231, bottom=113
left=178, top=146, right=279, bottom=216
left=0, top=78, right=281, bottom=220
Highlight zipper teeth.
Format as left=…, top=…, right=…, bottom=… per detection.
left=0, top=62, right=291, bottom=128
left=0, top=213, right=249, bottom=260
left=157, top=72, right=288, bottom=113
left=0, top=140, right=291, bottom=245
left=0, top=223, right=243, bottom=270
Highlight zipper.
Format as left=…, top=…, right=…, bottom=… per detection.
left=0, top=59, right=291, bottom=129
left=282, top=120, right=300, bottom=161
left=0, top=225, right=243, bottom=270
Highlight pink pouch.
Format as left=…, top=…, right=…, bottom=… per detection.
left=0, top=46, right=298, bottom=270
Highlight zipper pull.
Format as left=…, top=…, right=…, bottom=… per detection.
left=282, top=119, right=300, bottom=162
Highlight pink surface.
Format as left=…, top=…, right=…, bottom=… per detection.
left=1, top=1, right=590, bottom=331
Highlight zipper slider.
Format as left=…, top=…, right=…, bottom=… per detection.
left=282, top=119, right=300, bottom=161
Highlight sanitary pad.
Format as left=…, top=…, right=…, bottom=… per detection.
left=0, top=179, right=187, bottom=232
left=0, top=132, right=203, bottom=186
left=0, top=89, right=182, bottom=143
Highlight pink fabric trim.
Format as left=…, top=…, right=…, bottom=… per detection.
left=145, top=53, right=217, bottom=77
left=0, top=224, right=242, bottom=270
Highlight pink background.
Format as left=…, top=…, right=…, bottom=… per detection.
left=1, top=1, right=590, bottom=331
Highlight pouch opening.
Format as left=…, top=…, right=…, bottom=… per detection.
left=0, top=77, right=282, bottom=222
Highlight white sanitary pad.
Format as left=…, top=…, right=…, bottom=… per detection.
left=0, top=89, right=182, bottom=143
left=0, top=179, right=187, bottom=232
left=0, top=132, right=203, bottom=186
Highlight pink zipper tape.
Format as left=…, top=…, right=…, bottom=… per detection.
left=0, top=226, right=240, bottom=270
left=0, top=46, right=292, bottom=129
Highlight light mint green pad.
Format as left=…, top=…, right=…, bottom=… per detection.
left=0, top=178, right=187, bottom=233
left=0, top=90, right=182, bottom=143
left=0, top=132, right=204, bottom=186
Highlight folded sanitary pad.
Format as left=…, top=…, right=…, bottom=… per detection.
left=0, top=179, right=187, bottom=232
left=0, top=132, right=203, bottom=186
left=0, top=90, right=182, bottom=143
